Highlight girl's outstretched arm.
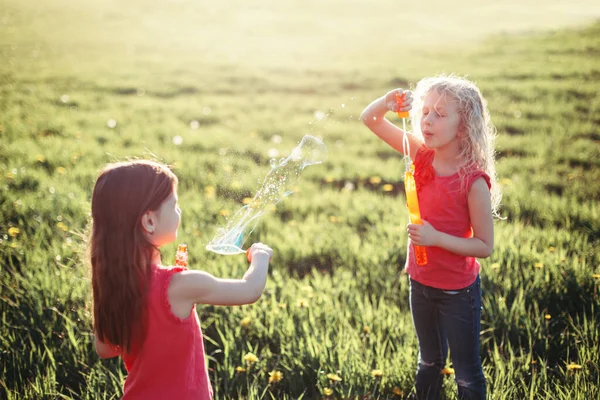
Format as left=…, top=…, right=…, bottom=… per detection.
left=408, top=178, right=494, bottom=258
left=360, top=89, right=421, bottom=160
left=168, top=243, right=273, bottom=309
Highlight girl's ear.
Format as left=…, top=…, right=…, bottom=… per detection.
left=141, top=212, right=155, bottom=234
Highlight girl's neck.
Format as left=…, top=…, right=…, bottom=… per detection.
left=151, top=249, right=162, bottom=265
left=432, top=144, right=462, bottom=176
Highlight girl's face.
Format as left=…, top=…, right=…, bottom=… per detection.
left=420, top=90, right=462, bottom=150
left=143, top=192, right=181, bottom=247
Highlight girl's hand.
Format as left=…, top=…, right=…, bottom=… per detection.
left=407, top=220, right=439, bottom=246
left=385, top=89, right=413, bottom=113
left=247, top=242, right=273, bottom=263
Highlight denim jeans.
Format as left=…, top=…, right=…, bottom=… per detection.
left=409, top=276, right=486, bottom=400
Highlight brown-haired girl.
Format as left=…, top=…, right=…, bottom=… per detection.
left=90, top=159, right=273, bottom=399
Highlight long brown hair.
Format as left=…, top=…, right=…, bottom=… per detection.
left=90, top=160, right=178, bottom=353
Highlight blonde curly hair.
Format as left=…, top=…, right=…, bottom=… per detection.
left=411, top=74, right=501, bottom=217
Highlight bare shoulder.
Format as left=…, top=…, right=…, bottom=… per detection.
left=468, top=177, right=493, bottom=217
left=168, top=269, right=213, bottom=300
left=469, top=177, right=491, bottom=197
left=167, top=269, right=214, bottom=319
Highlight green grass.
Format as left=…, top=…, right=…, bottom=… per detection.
left=1, top=0, right=600, bottom=398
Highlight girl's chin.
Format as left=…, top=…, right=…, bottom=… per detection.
left=423, top=137, right=435, bottom=147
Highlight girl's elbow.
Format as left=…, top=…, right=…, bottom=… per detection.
left=481, top=244, right=494, bottom=258
left=241, top=292, right=263, bottom=305
left=95, top=345, right=119, bottom=359
left=94, top=337, right=120, bottom=359
left=251, top=286, right=267, bottom=303
left=360, top=111, right=374, bottom=126
left=243, top=285, right=266, bottom=305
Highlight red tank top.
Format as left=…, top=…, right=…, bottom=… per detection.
left=405, top=145, right=491, bottom=290
left=122, top=264, right=213, bottom=399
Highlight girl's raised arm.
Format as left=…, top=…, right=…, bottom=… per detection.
left=168, top=244, right=272, bottom=309
left=361, top=89, right=421, bottom=161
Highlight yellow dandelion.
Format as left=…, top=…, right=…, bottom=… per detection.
left=243, top=352, right=258, bottom=364
left=566, top=363, right=583, bottom=371
left=268, top=370, right=284, bottom=384
left=219, top=209, right=230, bottom=217
left=56, top=222, right=68, bottom=232
left=363, top=325, right=371, bottom=334
left=544, top=314, right=551, bottom=320
left=534, top=262, right=543, bottom=269
left=369, top=176, right=382, bottom=185
left=242, top=197, right=253, bottom=205
left=297, top=298, right=310, bottom=308
left=500, top=178, right=512, bottom=186
left=235, top=366, right=246, bottom=373
left=204, top=185, right=216, bottom=199
left=441, top=367, right=455, bottom=375
left=393, top=387, right=403, bottom=396
left=490, top=263, right=500, bottom=270
left=531, top=360, right=537, bottom=364
left=323, top=387, right=333, bottom=396
left=35, top=154, right=46, bottom=162
left=10, top=242, right=18, bottom=248
left=329, top=215, right=339, bottom=223
left=8, top=227, right=20, bottom=237
left=240, top=317, right=252, bottom=328
left=371, top=369, right=383, bottom=378
left=324, top=176, right=334, bottom=183
left=548, top=246, right=556, bottom=253
left=382, top=183, right=394, bottom=192
left=593, top=274, right=600, bottom=279
left=327, top=373, right=342, bottom=382
left=5, top=172, right=14, bottom=180
left=56, top=167, right=66, bottom=175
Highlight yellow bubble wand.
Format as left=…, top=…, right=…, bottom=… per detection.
left=396, top=92, right=428, bottom=266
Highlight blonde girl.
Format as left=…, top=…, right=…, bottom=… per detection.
left=362, top=74, right=500, bottom=400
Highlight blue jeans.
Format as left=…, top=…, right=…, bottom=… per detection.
left=409, top=276, right=486, bottom=400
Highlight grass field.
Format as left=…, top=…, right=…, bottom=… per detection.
left=1, top=0, right=599, bottom=398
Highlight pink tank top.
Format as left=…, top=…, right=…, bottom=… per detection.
left=122, top=264, right=213, bottom=399
left=405, top=145, right=491, bottom=290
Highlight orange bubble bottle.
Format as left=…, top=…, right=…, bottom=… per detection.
left=396, top=92, right=428, bottom=266
left=175, top=244, right=188, bottom=267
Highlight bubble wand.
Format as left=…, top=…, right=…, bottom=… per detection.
left=396, top=92, right=428, bottom=266
left=206, top=135, right=327, bottom=262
